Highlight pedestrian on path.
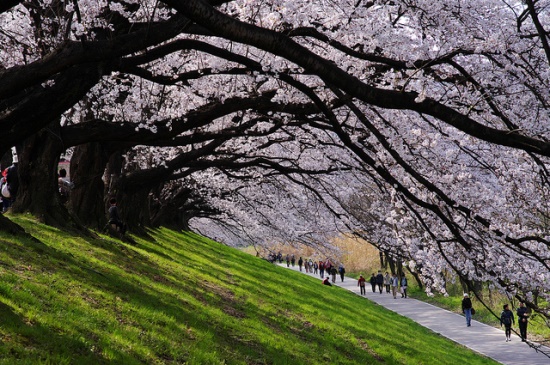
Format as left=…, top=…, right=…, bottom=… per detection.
left=319, top=261, right=325, bottom=278
left=370, top=273, right=377, bottom=293
left=358, top=275, right=366, bottom=295
left=286, top=254, right=290, bottom=267
left=517, top=302, right=530, bottom=342
left=461, top=293, right=473, bottom=327
left=338, top=265, right=346, bottom=282
left=384, top=272, right=391, bottom=293
left=500, top=304, right=515, bottom=342
left=391, top=273, right=399, bottom=298
left=291, top=254, right=295, bottom=267
left=330, top=266, right=337, bottom=283
left=376, top=271, right=384, bottom=294
left=298, top=257, right=303, bottom=271
left=400, top=275, right=408, bottom=298
left=325, top=259, right=332, bottom=275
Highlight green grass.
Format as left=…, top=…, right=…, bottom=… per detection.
left=0, top=215, right=500, bottom=365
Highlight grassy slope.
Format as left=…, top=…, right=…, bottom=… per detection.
left=0, top=216, right=500, bottom=365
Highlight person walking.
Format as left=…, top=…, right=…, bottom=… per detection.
left=517, top=302, right=530, bottom=342
left=298, top=257, right=303, bottom=272
left=500, top=304, right=515, bottom=342
left=338, top=265, right=346, bottom=282
left=286, top=254, right=290, bottom=267
left=330, top=266, right=337, bottom=283
left=291, top=254, right=295, bottom=267
left=390, top=274, right=399, bottom=299
left=400, top=275, right=408, bottom=298
left=461, top=293, right=473, bottom=327
left=358, top=275, right=366, bottom=295
left=325, top=260, right=332, bottom=275
left=384, top=272, right=391, bottom=293
left=319, top=261, right=325, bottom=278
left=370, top=273, right=377, bottom=293
left=375, top=270, right=384, bottom=294
left=313, top=261, right=318, bottom=275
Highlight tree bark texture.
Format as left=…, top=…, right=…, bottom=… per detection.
left=69, top=143, right=113, bottom=230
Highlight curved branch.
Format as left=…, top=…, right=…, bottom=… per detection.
left=0, top=16, right=190, bottom=100
left=162, top=0, right=550, bottom=156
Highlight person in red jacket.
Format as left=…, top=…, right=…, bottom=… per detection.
left=358, top=275, right=366, bottom=295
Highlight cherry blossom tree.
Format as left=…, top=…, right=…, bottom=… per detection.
left=1, top=0, right=550, bottom=333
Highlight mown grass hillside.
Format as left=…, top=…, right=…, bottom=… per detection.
left=0, top=215, right=499, bottom=365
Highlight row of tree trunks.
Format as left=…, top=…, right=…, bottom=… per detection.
left=4, top=126, right=197, bottom=235
left=12, top=123, right=68, bottom=225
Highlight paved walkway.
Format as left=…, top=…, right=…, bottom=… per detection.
left=281, top=265, right=550, bottom=365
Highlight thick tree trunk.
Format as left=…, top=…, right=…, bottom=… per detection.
left=105, top=152, right=151, bottom=234
left=387, top=254, right=397, bottom=275
left=379, top=251, right=385, bottom=269
left=11, top=127, right=74, bottom=227
left=121, top=187, right=150, bottom=233
left=69, top=143, right=113, bottom=230
left=406, top=267, right=424, bottom=290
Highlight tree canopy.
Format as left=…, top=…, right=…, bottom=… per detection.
left=1, top=0, right=550, bottom=323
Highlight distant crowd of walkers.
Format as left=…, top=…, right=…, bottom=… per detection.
left=275, top=251, right=531, bottom=344
left=357, top=271, right=408, bottom=299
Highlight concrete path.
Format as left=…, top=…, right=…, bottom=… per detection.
left=281, top=265, right=550, bottom=365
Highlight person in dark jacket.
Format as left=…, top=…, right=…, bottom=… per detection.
left=338, top=265, right=346, bottom=282
left=108, top=197, right=126, bottom=234
left=330, top=266, right=337, bottom=283
left=370, top=274, right=377, bottom=293
left=322, top=277, right=332, bottom=286
left=400, top=275, right=408, bottom=298
left=298, top=257, right=303, bottom=272
left=375, top=271, right=384, bottom=294
left=516, top=302, right=530, bottom=342
left=500, top=304, right=515, bottom=342
left=461, top=293, right=473, bottom=327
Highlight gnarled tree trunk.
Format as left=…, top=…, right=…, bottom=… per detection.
left=69, top=143, right=114, bottom=230
left=11, top=125, right=74, bottom=227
